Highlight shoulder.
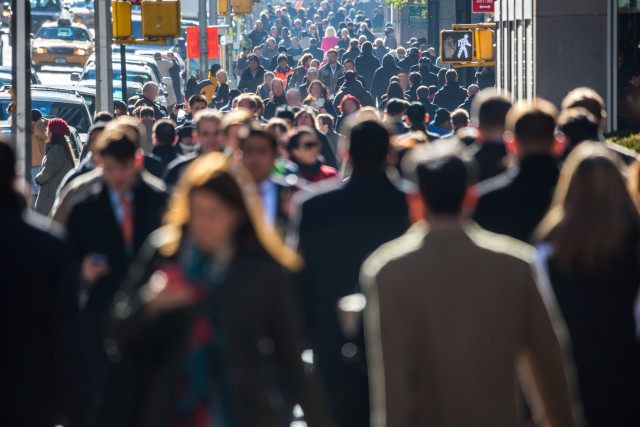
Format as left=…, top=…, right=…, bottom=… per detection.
left=140, top=170, right=168, bottom=195
left=477, top=167, right=516, bottom=197
left=361, top=224, right=427, bottom=288
left=465, top=222, right=534, bottom=265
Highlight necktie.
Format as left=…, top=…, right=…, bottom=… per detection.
left=120, top=194, right=133, bottom=247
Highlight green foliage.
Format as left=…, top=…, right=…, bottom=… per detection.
left=384, top=0, right=427, bottom=12
left=606, top=130, right=640, bottom=153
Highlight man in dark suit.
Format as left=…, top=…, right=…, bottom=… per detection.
left=0, top=141, right=81, bottom=426
left=66, top=119, right=167, bottom=422
left=133, top=81, right=167, bottom=121
left=289, top=120, right=410, bottom=427
left=164, top=110, right=223, bottom=188
left=240, top=125, right=295, bottom=237
left=434, top=69, right=468, bottom=113
left=473, top=99, right=560, bottom=243
left=467, top=90, right=513, bottom=181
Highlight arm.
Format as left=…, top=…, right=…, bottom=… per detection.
left=35, top=146, right=65, bottom=185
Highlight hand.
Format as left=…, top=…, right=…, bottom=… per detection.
left=82, top=254, right=110, bottom=284
left=269, top=91, right=275, bottom=102
left=172, top=104, right=179, bottom=116
left=143, top=266, right=195, bottom=317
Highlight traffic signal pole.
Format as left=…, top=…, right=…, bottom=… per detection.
left=11, top=0, right=31, bottom=182
left=121, top=45, right=128, bottom=103
left=95, top=0, right=114, bottom=112
left=199, top=0, right=208, bottom=78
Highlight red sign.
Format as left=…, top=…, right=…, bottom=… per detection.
left=472, top=0, right=494, bottom=13
left=186, top=26, right=219, bottom=59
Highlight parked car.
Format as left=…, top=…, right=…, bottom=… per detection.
left=31, top=84, right=96, bottom=116
left=73, top=62, right=167, bottom=107
left=0, top=86, right=91, bottom=143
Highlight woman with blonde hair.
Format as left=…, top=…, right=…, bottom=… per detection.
left=109, top=153, right=333, bottom=426
left=212, top=69, right=229, bottom=110
left=320, top=25, right=339, bottom=51
left=534, top=143, right=640, bottom=427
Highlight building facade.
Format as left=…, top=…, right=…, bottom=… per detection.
left=495, top=0, right=636, bottom=132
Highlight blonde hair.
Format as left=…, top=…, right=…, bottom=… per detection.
left=535, top=143, right=640, bottom=276
left=161, top=153, right=303, bottom=270
left=216, top=69, right=228, bottom=83
left=396, top=47, right=406, bottom=58
left=325, top=26, right=337, bottom=38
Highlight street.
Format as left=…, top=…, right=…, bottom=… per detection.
left=1, top=28, right=81, bottom=86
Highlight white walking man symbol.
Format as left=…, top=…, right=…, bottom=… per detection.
left=457, top=34, right=471, bottom=59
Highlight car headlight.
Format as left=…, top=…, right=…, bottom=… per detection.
left=34, top=47, right=47, bottom=54
left=75, top=48, right=86, bottom=55
left=2, top=11, right=10, bottom=17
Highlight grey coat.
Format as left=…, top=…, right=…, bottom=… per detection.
left=318, top=63, right=345, bottom=95
left=34, top=143, right=74, bottom=216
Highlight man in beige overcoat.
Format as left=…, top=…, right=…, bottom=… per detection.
left=362, top=141, right=584, bottom=427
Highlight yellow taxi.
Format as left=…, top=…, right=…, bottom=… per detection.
left=31, top=18, right=94, bottom=70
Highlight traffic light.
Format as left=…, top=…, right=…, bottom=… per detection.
left=112, top=0, right=132, bottom=38
left=218, top=0, right=230, bottom=16
left=475, top=28, right=494, bottom=61
left=231, top=0, right=253, bottom=15
left=141, top=0, right=181, bottom=38
left=440, top=30, right=474, bottom=63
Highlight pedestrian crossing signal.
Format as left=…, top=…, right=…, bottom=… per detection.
left=440, top=30, right=474, bottom=63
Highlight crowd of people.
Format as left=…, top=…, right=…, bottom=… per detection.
left=2, top=1, right=640, bottom=427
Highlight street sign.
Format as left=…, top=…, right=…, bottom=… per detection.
left=440, top=30, right=474, bottom=63
left=408, top=3, right=428, bottom=28
left=186, top=26, right=219, bottom=59
left=472, top=0, right=495, bottom=14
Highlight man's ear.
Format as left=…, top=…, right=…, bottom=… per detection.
left=462, top=185, right=480, bottom=218
left=134, top=149, right=144, bottom=169
left=553, top=133, right=567, bottom=158
left=503, top=131, right=518, bottom=156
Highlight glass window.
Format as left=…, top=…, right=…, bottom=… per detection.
left=618, top=2, right=640, bottom=130
left=37, top=26, right=90, bottom=41
left=29, top=0, right=62, bottom=11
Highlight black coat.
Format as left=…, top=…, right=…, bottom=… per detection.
left=409, top=64, right=440, bottom=87
left=263, top=93, right=288, bottom=119
left=134, top=94, right=166, bottom=121
left=238, top=66, right=266, bottom=94
left=398, top=53, right=419, bottom=74
left=302, top=46, right=325, bottom=61
left=106, top=233, right=332, bottom=427
left=342, top=49, right=361, bottom=62
left=333, top=80, right=375, bottom=109
left=66, top=177, right=167, bottom=415
left=473, top=154, right=559, bottom=243
left=335, top=73, right=368, bottom=91
left=371, top=54, right=402, bottom=102
left=418, top=98, right=441, bottom=121
left=469, top=140, right=509, bottom=182
left=458, top=94, right=475, bottom=113
left=164, top=152, right=198, bottom=188
left=291, top=171, right=410, bottom=427
left=0, top=191, right=81, bottom=426
left=433, top=81, right=468, bottom=112
left=544, top=253, right=640, bottom=427
left=354, top=52, right=380, bottom=87
left=212, top=82, right=230, bottom=108
left=152, top=144, right=179, bottom=169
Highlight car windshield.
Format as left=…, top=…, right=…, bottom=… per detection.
left=30, top=0, right=61, bottom=11
left=34, top=100, right=90, bottom=133
left=37, top=26, right=91, bottom=41
left=82, top=68, right=151, bottom=85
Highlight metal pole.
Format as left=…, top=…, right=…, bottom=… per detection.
left=11, top=0, right=31, bottom=182
left=199, top=0, right=208, bottom=78
left=209, top=0, right=217, bottom=26
left=120, top=44, right=128, bottom=103
left=95, top=0, right=114, bottom=112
